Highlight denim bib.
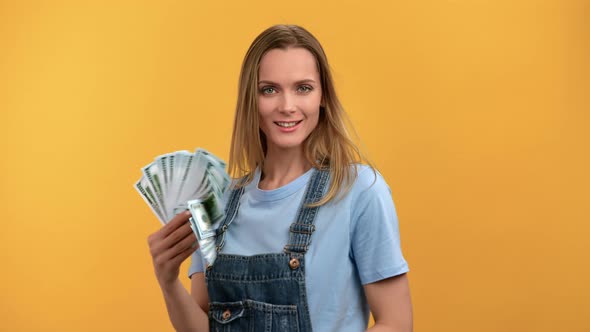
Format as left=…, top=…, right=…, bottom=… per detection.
left=205, top=169, right=330, bottom=332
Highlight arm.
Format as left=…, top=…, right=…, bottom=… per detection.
left=365, top=273, right=413, bottom=332
left=349, top=168, right=412, bottom=331
left=191, top=272, right=210, bottom=316
left=160, top=278, right=209, bottom=332
left=147, top=211, right=209, bottom=331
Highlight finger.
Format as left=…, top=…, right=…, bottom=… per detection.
left=161, top=210, right=192, bottom=237
left=163, top=221, right=194, bottom=248
left=149, top=212, right=191, bottom=249
left=162, top=230, right=197, bottom=262
left=150, top=221, right=193, bottom=257
left=170, top=242, right=199, bottom=267
left=152, top=222, right=193, bottom=256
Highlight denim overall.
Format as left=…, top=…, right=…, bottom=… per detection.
left=205, top=169, right=330, bottom=332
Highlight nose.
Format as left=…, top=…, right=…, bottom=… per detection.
left=278, top=92, right=297, bottom=113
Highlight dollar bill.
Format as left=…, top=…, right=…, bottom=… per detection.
left=135, top=178, right=166, bottom=224
left=187, top=200, right=216, bottom=240
left=135, top=147, right=230, bottom=266
left=142, top=163, right=166, bottom=218
left=199, top=236, right=217, bottom=267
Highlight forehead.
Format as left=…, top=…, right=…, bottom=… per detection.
left=258, top=47, right=319, bottom=81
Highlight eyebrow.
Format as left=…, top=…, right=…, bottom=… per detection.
left=257, top=79, right=317, bottom=85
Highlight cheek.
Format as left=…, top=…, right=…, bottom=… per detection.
left=306, top=99, right=322, bottom=121
left=257, top=96, right=274, bottom=113
left=257, top=108, right=272, bottom=135
left=257, top=100, right=272, bottom=121
left=307, top=93, right=322, bottom=111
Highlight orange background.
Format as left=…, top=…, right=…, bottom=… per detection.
left=1, top=1, right=589, bottom=331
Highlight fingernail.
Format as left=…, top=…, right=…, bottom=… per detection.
left=185, top=210, right=191, bottom=216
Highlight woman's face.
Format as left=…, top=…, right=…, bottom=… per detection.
left=257, top=47, right=322, bottom=154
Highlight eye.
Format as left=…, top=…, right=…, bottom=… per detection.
left=260, top=86, right=276, bottom=94
left=297, top=85, right=313, bottom=93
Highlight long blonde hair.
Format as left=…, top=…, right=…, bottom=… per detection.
left=228, top=24, right=372, bottom=205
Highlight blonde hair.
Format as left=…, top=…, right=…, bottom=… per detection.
left=228, top=24, right=372, bottom=205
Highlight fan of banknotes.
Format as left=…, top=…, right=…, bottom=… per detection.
left=134, top=148, right=231, bottom=266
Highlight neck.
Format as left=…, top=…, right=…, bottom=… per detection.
left=259, top=146, right=311, bottom=190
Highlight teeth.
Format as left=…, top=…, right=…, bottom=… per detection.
left=276, top=121, right=299, bottom=128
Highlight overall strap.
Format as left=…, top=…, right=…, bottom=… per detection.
left=284, top=169, right=330, bottom=255
left=214, top=179, right=246, bottom=253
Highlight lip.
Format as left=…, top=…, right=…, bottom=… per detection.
left=274, top=120, right=302, bottom=133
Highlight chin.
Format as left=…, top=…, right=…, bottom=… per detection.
left=268, top=139, right=306, bottom=151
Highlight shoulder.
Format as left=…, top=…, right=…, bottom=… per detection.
left=322, top=164, right=394, bottom=215
left=343, top=164, right=398, bottom=230
left=348, top=164, right=391, bottom=198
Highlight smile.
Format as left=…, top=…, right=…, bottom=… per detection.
left=275, top=121, right=302, bottom=128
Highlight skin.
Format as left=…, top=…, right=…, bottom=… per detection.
left=147, top=211, right=208, bottom=331
left=365, top=274, right=414, bottom=331
left=148, top=46, right=413, bottom=331
left=256, top=47, right=322, bottom=189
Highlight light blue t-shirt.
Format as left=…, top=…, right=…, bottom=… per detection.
left=189, top=165, right=409, bottom=331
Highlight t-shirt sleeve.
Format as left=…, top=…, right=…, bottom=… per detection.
left=188, top=248, right=206, bottom=278
left=350, top=167, right=409, bottom=285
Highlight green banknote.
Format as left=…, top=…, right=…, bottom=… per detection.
left=135, top=148, right=231, bottom=266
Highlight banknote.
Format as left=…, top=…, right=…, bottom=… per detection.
left=135, top=148, right=230, bottom=266
left=187, top=200, right=216, bottom=240
left=135, top=179, right=166, bottom=224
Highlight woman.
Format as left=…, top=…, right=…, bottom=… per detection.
left=147, top=24, right=412, bottom=331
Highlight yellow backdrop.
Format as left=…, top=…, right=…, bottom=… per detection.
left=1, top=0, right=588, bottom=331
